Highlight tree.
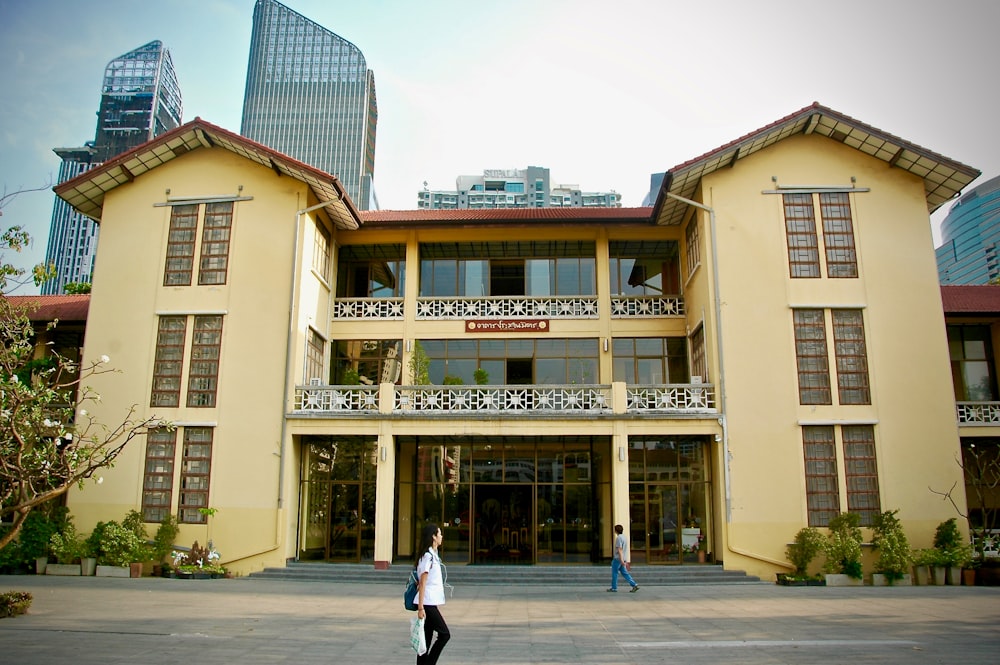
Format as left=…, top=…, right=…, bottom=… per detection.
left=930, top=441, right=1000, bottom=561
left=1, top=183, right=57, bottom=293
left=0, top=226, right=166, bottom=550
left=63, top=282, right=92, bottom=295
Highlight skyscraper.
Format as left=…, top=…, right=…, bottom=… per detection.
left=42, top=40, right=182, bottom=294
left=936, top=174, right=1000, bottom=285
left=241, top=0, right=378, bottom=210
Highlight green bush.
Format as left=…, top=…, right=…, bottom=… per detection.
left=786, top=527, right=825, bottom=577
left=871, top=509, right=911, bottom=582
left=0, top=591, right=32, bottom=619
left=823, top=512, right=863, bottom=579
left=96, top=521, right=144, bottom=567
left=49, top=522, right=86, bottom=564
left=152, top=514, right=180, bottom=564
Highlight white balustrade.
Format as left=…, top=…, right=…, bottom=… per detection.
left=294, top=385, right=380, bottom=412
left=610, top=296, right=684, bottom=318
left=957, top=401, right=1000, bottom=425
left=626, top=384, right=716, bottom=412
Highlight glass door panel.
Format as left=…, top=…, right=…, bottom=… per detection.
left=329, top=483, right=360, bottom=561
left=536, top=484, right=562, bottom=563
left=649, top=485, right=679, bottom=563
left=442, top=484, right=471, bottom=564
left=564, top=485, right=593, bottom=562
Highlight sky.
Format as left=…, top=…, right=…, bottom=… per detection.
left=2, top=0, right=999, bottom=294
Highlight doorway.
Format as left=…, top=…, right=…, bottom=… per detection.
left=473, top=485, right=532, bottom=563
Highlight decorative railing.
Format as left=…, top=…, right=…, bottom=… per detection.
left=294, top=385, right=380, bottom=413
left=415, top=296, right=599, bottom=320
left=328, top=295, right=685, bottom=320
left=626, top=384, right=715, bottom=413
left=610, top=295, right=684, bottom=318
left=395, top=385, right=611, bottom=413
left=331, top=298, right=405, bottom=320
left=956, top=401, right=1000, bottom=425
left=291, top=382, right=716, bottom=417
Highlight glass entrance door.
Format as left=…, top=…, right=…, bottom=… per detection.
left=473, top=485, right=532, bottom=564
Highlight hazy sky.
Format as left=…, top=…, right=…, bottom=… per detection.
left=2, top=0, right=998, bottom=292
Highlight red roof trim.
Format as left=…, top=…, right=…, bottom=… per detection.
left=4, top=295, right=90, bottom=322
left=941, top=285, right=1000, bottom=315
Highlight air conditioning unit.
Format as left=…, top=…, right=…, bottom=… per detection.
left=309, top=378, right=322, bottom=386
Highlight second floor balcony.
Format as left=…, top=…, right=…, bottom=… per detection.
left=292, top=382, right=715, bottom=418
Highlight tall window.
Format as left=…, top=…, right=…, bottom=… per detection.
left=151, top=316, right=187, bottom=407
left=164, top=205, right=198, bottom=286
left=612, top=338, right=688, bottom=384
left=306, top=328, right=326, bottom=383
left=313, top=223, right=331, bottom=282
left=690, top=325, right=707, bottom=383
left=783, top=192, right=858, bottom=278
left=802, top=426, right=840, bottom=526
left=685, top=219, right=701, bottom=278
left=141, top=429, right=176, bottom=523
left=832, top=310, right=870, bottom=404
left=163, top=201, right=234, bottom=286
left=150, top=314, right=224, bottom=408
left=793, top=309, right=831, bottom=404
left=179, top=427, right=214, bottom=524
left=843, top=425, right=880, bottom=525
left=198, top=203, right=233, bottom=285
left=336, top=244, right=406, bottom=298
left=784, top=194, right=820, bottom=278
left=820, top=193, right=858, bottom=278
left=948, top=325, right=997, bottom=401
left=609, top=240, right=680, bottom=296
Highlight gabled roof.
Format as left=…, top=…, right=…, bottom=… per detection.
left=941, top=285, right=1000, bottom=315
left=53, top=118, right=361, bottom=231
left=4, top=295, right=90, bottom=322
left=653, top=102, right=981, bottom=226
left=360, top=207, right=654, bottom=225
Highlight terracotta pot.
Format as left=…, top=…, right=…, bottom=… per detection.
left=962, top=569, right=976, bottom=586
left=129, top=562, right=143, bottom=578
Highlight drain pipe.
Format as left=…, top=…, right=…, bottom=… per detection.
left=665, top=193, right=731, bottom=522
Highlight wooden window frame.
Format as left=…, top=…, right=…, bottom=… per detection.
left=843, top=425, right=880, bottom=526
left=313, top=222, right=331, bottom=282
left=820, top=193, right=858, bottom=278
left=186, top=315, right=223, bottom=408
left=198, top=202, right=233, bottom=285
left=793, top=309, right=831, bottom=405
left=832, top=309, right=871, bottom=405
left=141, top=429, right=176, bottom=523
left=685, top=217, right=701, bottom=278
left=164, top=204, right=198, bottom=286
left=802, top=426, right=840, bottom=527
left=306, top=328, right=326, bottom=383
left=179, top=427, right=213, bottom=524
left=690, top=324, right=707, bottom=383
left=783, top=194, right=820, bottom=278
left=150, top=316, right=187, bottom=407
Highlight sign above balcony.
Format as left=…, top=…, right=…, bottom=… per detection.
left=466, top=319, right=549, bottom=333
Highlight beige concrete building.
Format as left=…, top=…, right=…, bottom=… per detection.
left=54, top=103, right=981, bottom=580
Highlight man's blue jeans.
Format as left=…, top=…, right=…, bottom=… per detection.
left=610, top=559, right=637, bottom=590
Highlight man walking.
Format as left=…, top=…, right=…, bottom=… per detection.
left=608, top=524, right=639, bottom=592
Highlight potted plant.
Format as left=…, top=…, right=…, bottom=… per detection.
left=95, top=520, right=144, bottom=577
left=172, top=540, right=225, bottom=579
left=870, top=509, right=912, bottom=585
left=19, top=509, right=64, bottom=574
left=151, top=513, right=180, bottom=576
left=47, top=522, right=85, bottom=576
left=933, top=518, right=967, bottom=585
left=911, top=548, right=938, bottom=585
left=779, top=526, right=826, bottom=585
left=822, top=512, right=864, bottom=585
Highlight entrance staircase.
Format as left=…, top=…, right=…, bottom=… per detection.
left=249, top=562, right=762, bottom=585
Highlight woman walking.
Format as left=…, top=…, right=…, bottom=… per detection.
left=416, top=523, right=451, bottom=664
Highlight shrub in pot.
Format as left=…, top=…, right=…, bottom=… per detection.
left=781, top=527, right=825, bottom=583
left=49, top=523, right=86, bottom=565
left=871, top=509, right=911, bottom=584
left=96, top=521, right=144, bottom=568
left=823, top=512, right=863, bottom=580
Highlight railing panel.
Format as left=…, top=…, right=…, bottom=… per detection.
left=626, top=384, right=715, bottom=413
left=957, top=401, right=1000, bottom=425
left=294, top=385, right=380, bottom=413
left=415, top=296, right=599, bottom=320
left=331, top=298, right=405, bottom=320
left=395, top=385, right=612, bottom=413
left=610, top=295, right=684, bottom=318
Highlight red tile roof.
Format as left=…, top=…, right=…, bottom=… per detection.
left=360, top=207, right=654, bottom=225
left=4, top=295, right=90, bottom=322
left=941, top=285, right=1000, bottom=314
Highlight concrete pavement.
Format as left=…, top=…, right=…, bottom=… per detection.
left=1, top=573, right=998, bottom=664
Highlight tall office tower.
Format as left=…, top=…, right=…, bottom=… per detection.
left=241, top=0, right=378, bottom=210
left=418, top=167, right=622, bottom=210
left=42, top=41, right=182, bottom=294
left=936, top=174, right=1000, bottom=284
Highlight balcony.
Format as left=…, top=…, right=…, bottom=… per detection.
left=330, top=295, right=683, bottom=320
left=292, top=382, right=716, bottom=417
left=957, top=401, right=1000, bottom=425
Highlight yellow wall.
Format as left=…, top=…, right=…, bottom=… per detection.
left=701, top=135, right=967, bottom=577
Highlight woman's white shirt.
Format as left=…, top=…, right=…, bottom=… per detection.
left=417, top=550, right=446, bottom=606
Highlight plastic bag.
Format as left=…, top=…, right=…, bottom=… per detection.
left=409, top=616, right=427, bottom=655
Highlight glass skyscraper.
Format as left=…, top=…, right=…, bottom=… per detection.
left=241, top=0, right=378, bottom=210
left=42, top=40, right=182, bottom=294
left=936, top=174, right=1000, bottom=285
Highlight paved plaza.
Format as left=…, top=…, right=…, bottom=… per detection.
left=1, top=574, right=998, bottom=664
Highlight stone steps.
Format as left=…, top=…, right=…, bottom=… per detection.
left=250, top=562, right=762, bottom=586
